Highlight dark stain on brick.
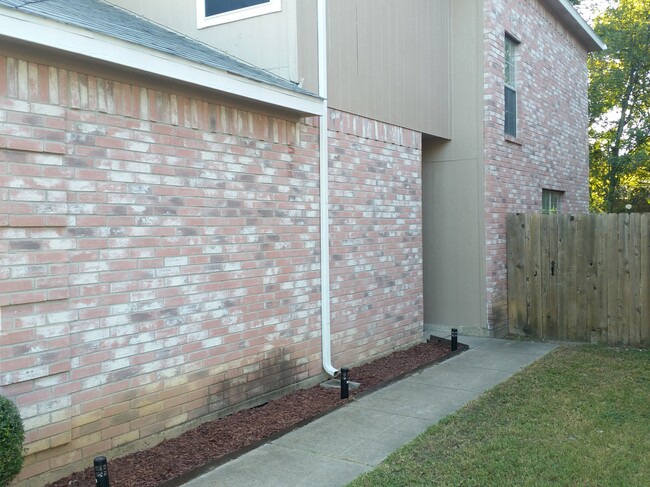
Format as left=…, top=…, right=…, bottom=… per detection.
left=210, top=255, right=227, bottom=264
left=4, top=149, right=27, bottom=162
left=130, top=312, right=153, bottom=323
left=64, top=156, right=92, bottom=167
left=155, top=206, right=177, bottom=216
left=208, top=347, right=301, bottom=414
left=167, top=197, right=184, bottom=206
left=161, top=307, right=179, bottom=317
left=10, top=240, right=41, bottom=251
left=238, top=174, right=255, bottom=183
left=110, top=367, right=141, bottom=383
left=67, top=227, right=95, bottom=237
left=177, top=227, right=198, bottom=236
left=156, top=348, right=175, bottom=360
left=66, top=133, right=96, bottom=145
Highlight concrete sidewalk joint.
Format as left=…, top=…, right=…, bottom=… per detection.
left=182, top=337, right=558, bottom=487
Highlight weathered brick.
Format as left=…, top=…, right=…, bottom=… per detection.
left=482, top=0, right=590, bottom=328
left=1, top=51, right=426, bottom=486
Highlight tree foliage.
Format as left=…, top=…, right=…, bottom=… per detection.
left=588, top=0, right=650, bottom=212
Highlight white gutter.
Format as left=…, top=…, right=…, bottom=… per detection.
left=317, top=0, right=337, bottom=377
left=0, top=8, right=323, bottom=115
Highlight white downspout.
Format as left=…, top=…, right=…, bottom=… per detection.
left=318, top=0, right=337, bottom=377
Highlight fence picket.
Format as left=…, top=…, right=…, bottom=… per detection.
left=641, top=216, right=650, bottom=344
left=547, top=215, right=559, bottom=341
left=507, top=213, right=649, bottom=346
left=606, top=214, right=619, bottom=344
left=629, top=214, right=642, bottom=345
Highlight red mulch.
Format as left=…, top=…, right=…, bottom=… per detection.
left=45, top=337, right=464, bottom=487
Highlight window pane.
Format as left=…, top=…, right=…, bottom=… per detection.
left=505, top=86, right=517, bottom=137
left=504, top=37, right=516, bottom=87
left=205, top=0, right=270, bottom=17
left=542, top=190, right=563, bottom=214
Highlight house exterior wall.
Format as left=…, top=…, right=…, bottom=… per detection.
left=318, top=0, right=451, bottom=137
left=483, top=0, right=591, bottom=329
left=328, top=110, right=423, bottom=367
left=105, top=0, right=300, bottom=83
left=0, top=50, right=423, bottom=485
left=106, top=0, right=451, bottom=138
left=423, top=0, right=591, bottom=335
left=422, top=0, right=487, bottom=334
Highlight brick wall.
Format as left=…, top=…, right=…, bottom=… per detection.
left=483, top=0, right=591, bottom=328
left=0, top=53, right=326, bottom=484
left=0, top=54, right=424, bottom=485
left=328, top=110, right=423, bottom=367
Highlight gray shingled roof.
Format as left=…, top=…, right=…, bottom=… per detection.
left=0, top=0, right=313, bottom=94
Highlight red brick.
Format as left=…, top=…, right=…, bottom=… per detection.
left=0, top=54, right=428, bottom=485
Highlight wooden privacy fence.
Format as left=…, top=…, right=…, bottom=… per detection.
left=507, top=213, right=650, bottom=346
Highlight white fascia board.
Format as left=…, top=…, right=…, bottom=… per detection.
left=0, top=8, right=324, bottom=116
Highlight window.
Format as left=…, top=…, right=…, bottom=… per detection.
left=504, top=35, right=518, bottom=137
left=197, top=0, right=281, bottom=28
left=542, top=190, right=563, bottom=214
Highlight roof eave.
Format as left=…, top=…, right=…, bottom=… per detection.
left=0, top=7, right=324, bottom=116
left=541, top=0, right=606, bottom=52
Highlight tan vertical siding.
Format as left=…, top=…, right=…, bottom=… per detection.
left=422, top=0, right=487, bottom=333
left=297, top=0, right=451, bottom=137
left=105, top=0, right=299, bottom=82
left=327, top=0, right=450, bottom=137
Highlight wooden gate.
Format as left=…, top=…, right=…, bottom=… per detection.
left=507, top=213, right=650, bottom=345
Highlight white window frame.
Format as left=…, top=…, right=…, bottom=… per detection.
left=542, top=189, right=564, bottom=214
left=197, top=0, right=281, bottom=28
left=504, top=34, right=519, bottom=137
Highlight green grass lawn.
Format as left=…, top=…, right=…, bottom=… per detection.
left=349, top=346, right=650, bottom=486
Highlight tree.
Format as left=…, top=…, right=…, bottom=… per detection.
left=588, top=0, right=650, bottom=213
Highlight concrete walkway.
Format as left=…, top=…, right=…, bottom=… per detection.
left=181, top=337, right=558, bottom=487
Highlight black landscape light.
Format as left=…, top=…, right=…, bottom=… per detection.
left=451, top=328, right=458, bottom=351
left=340, top=367, right=349, bottom=399
left=94, top=456, right=110, bottom=487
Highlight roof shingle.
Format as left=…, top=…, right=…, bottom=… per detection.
left=0, top=0, right=312, bottom=94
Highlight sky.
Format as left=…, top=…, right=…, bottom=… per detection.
left=574, top=0, right=617, bottom=24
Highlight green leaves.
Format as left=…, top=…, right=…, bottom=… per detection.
left=589, top=0, right=650, bottom=212
left=0, top=396, right=24, bottom=487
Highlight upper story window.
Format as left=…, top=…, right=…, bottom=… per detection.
left=542, top=189, right=563, bottom=214
left=504, top=34, right=518, bottom=137
left=197, top=0, right=281, bottom=28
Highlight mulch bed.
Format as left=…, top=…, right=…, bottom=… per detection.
left=46, top=336, right=466, bottom=487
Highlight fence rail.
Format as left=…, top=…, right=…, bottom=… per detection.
left=507, top=213, right=650, bottom=346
